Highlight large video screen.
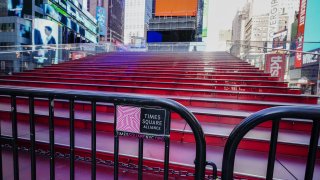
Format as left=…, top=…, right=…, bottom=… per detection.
left=147, top=30, right=195, bottom=42
left=155, top=0, right=198, bottom=16
left=96, top=6, right=107, bottom=36
left=33, top=19, right=59, bottom=45
left=33, top=19, right=59, bottom=64
left=303, top=0, right=320, bottom=52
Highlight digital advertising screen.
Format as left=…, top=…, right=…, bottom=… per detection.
left=303, top=0, right=320, bottom=52
left=33, top=19, right=59, bottom=45
left=202, top=0, right=209, bottom=37
left=147, top=30, right=195, bottom=42
left=155, top=0, right=198, bottom=16
left=96, top=6, right=107, bottom=36
left=272, top=30, right=288, bottom=49
left=33, top=19, right=59, bottom=64
left=294, top=0, right=307, bottom=68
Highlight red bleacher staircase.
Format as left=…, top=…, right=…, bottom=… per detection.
left=0, top=52, right=319, bottom=179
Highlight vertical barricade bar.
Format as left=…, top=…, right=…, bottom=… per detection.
left=91, top=101, right=97, bottom=180
left=266, top=119, right=280, bottom=180
left=11, top=95, right=19, bottom=180
left=163, top=110, right=171, bottom=180
left=163, top=137, right=170, bottom=180
left=114, top=104, right=119, bottom=180
left=29, top=96, right=36, bottom=180
left=138, top=138, right=144, bottom=180
left=305, top=120, right=320, bottom=180
left=69, top=99, right=75, bottom=180
left=49, top=97, right=55, bottom=180
left=0, top=98, right=2, bottom=180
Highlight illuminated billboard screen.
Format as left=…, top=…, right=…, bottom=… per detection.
left=303, top=0, right=320, bottom=52
left=33, top=19, right=59, bottom=64
left=155, top=0, right=198, bottom=16
left=34, top=19, right=59, bottom=45
left=96, top=6, right=107, bottom=36
left=147, top=30, right=195, bottom=42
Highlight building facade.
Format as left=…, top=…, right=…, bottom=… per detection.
left=0, top=0, right=98, bottom=74
left=231, top=7, right=249, bottom=57
left=124, top=0, right=152, bottom=46
left=146, top=0, right=206, bottom=51
left=0, top=0, right=98, bottom=45
left=88, top=0, right=125, bottom=43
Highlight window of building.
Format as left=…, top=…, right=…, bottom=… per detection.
left=35, top=0, right=43, bottom=7
left=0, top=23, right=15, bottom=32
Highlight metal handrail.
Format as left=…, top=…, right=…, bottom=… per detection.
left=221, top=105, right=320, bottom=180
left=0, top=85, right=209, bottom=180
left=227, top=41, right=320, bottom=56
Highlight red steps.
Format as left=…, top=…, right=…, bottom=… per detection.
left=0, top=76, right=300, bottom=94
left=0, top=99, right=318, bottom=158
left=9, top=73, right=290, bottom=87
left=1, top=51, right=319, bottom=179
left=17, top=72, right=285, bottom=82
left=29, top=69, right=273, bottom=77
left=2, top=120, right=318, bottom=179
left=0, top=80, right=315, bottom=103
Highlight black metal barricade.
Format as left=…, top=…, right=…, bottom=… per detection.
left=0, top=86, right=217, bottom=180
left=221, top=106, right=320, bottom=180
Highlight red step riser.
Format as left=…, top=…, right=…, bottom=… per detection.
left=61, top=61, right=249, bottom=64
left=13, top=73, right=287, bottom=86
left=44, top=65, right=262, bottom=69
left=0, top=81, right=314, bottom=104
left=50, top=63, right=255, bottom=67
left=2, top=77, right=298, bottom=94
left=182, top=134, right=319, bottom=158
left=19, top=72, right=280, bottom=81
left=33, top=69, right=271, bottom=77
left=42, top=67, right=263, bottom=73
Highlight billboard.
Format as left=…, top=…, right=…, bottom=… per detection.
left=155, top=0, right=198, bottom=16
left=33, top=19, right=59, bottom=64
left=33, top=19, right=59, bottom=45
left=272, top=30, right=287, bottom=49
left=265, top=54, right=287, bottom=81
left=147, top=30, right=195, bottom=42
left=303, top=0, right=320, bottom=52
left=294, top=0, right=307, bottom=68
left=96, top=6, right=106, bottom=36
left=202, top=0, right=208, bottom=37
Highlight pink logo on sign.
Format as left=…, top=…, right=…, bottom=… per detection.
left=116, top=105, right=141, bottom=133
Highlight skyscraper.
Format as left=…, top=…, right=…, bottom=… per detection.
left=124, top=0, right=153, bottom=46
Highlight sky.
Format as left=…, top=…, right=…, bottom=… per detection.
left=205, top=0, right=271, bottom=51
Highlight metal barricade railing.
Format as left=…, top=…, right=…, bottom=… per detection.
left=0, top=86, right=217, bottom=180
left=221, top=105, right=320, bottom=180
